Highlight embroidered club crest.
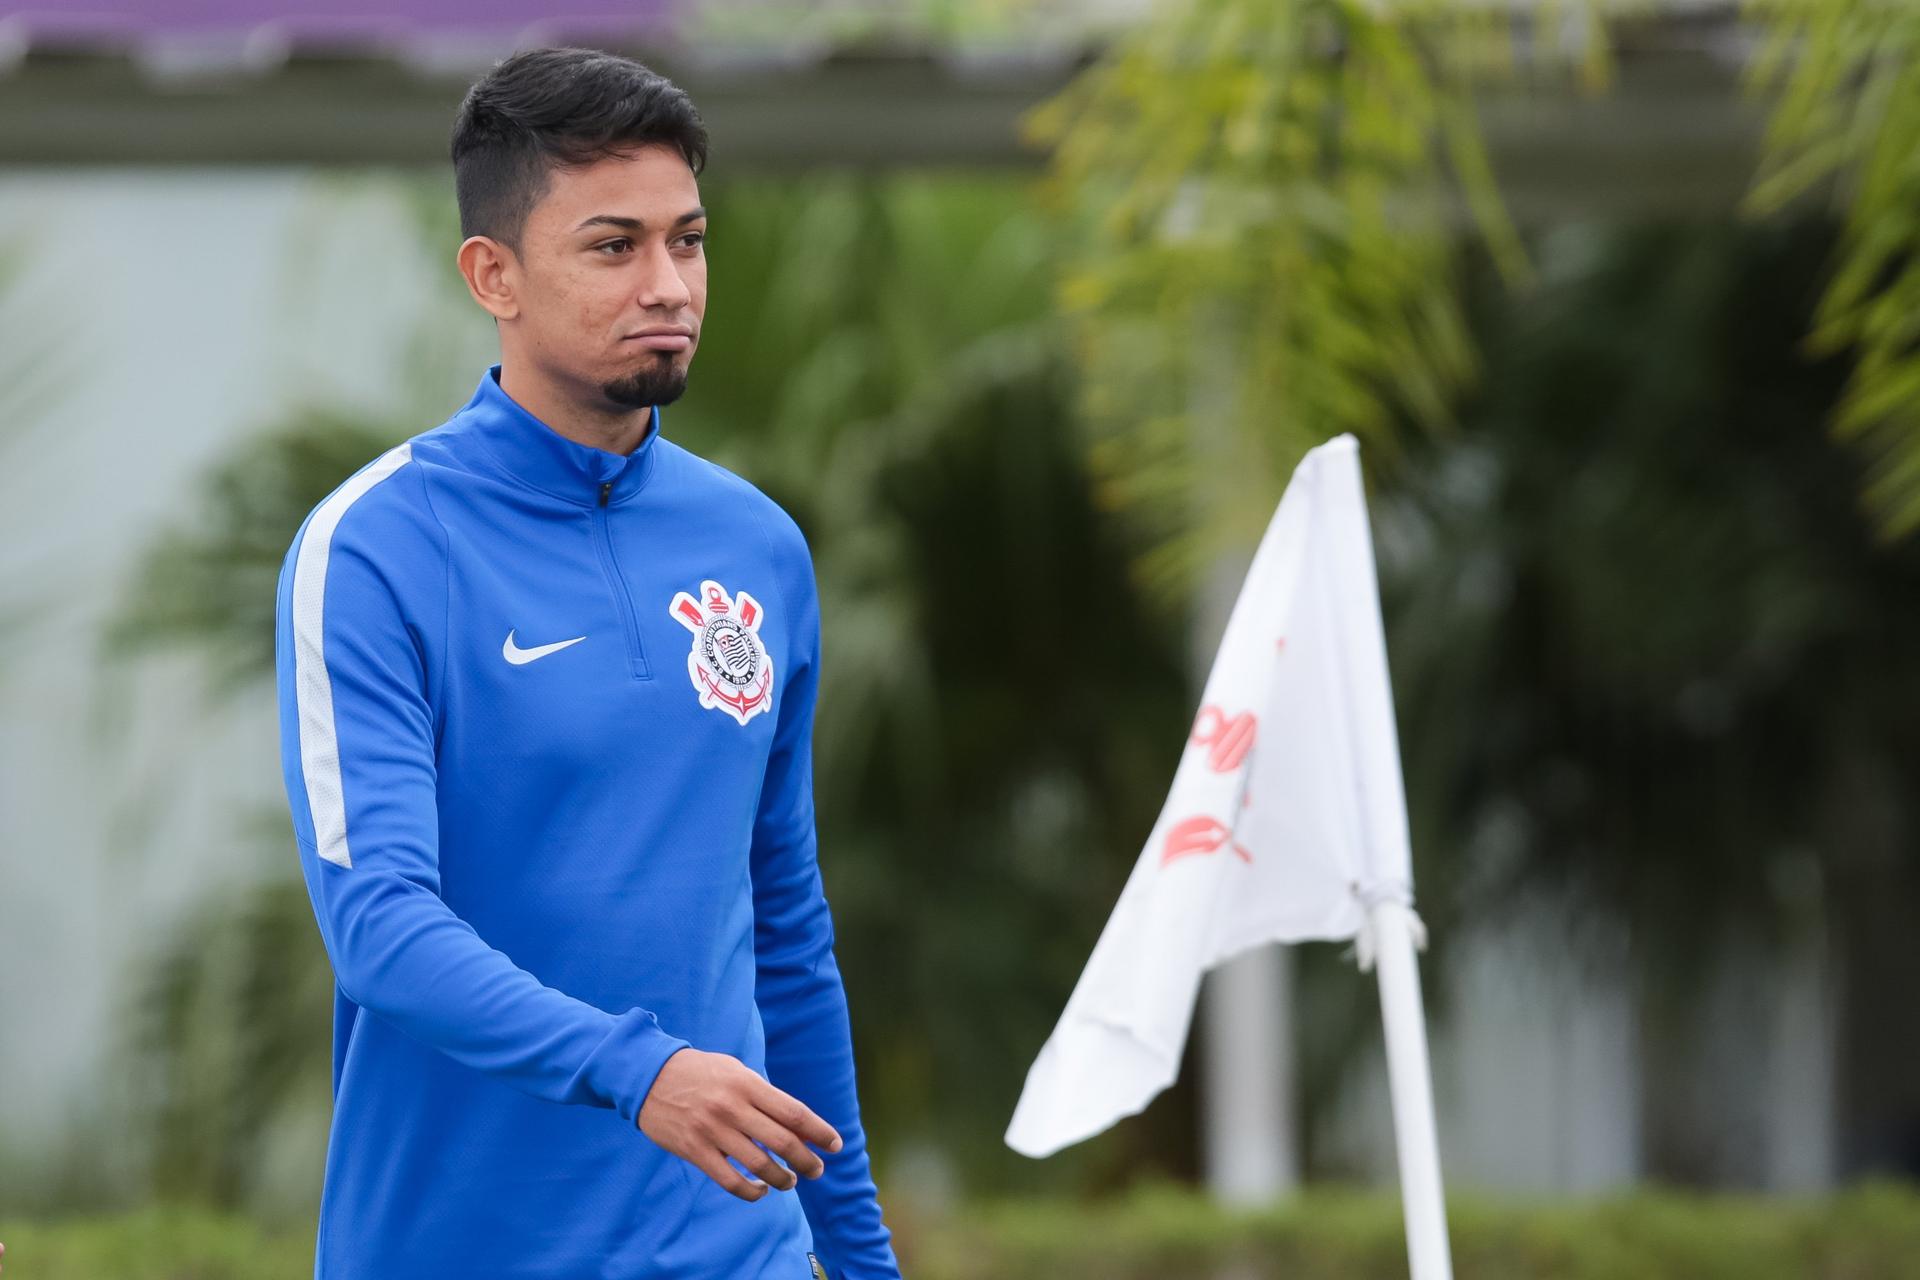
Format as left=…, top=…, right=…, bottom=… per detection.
left=668, top=580, right=774, bottom=726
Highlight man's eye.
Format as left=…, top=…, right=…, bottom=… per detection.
left=679, top=232, right=706, bottom=249
left=595, top=238, right=632, bottom=255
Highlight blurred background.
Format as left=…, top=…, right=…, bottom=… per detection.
left=3, top=0, right=1920, bottom=1275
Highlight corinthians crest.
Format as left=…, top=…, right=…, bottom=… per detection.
left=668, top=580, right=774, bottom=726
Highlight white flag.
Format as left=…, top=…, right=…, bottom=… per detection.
left=1005, top=433, right=1421, bottom=1158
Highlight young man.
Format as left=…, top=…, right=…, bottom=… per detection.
left=274, top=47, right=900, bottom=1279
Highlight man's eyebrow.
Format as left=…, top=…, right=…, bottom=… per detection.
left=573, top=207, right=707, bottom=233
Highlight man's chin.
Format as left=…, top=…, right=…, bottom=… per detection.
left=600, top=358, right=688, bottom=411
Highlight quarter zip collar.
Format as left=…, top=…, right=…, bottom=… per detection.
left=462, top=363, right=661, bottom=507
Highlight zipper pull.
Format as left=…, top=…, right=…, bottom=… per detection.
left=598, top=481, right=612, bottom=507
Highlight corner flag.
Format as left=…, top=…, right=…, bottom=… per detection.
left=1005, top=434, right=1453, bottom=1279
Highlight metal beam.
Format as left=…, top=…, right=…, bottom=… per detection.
left=0, top=15, right=1769, bottom=220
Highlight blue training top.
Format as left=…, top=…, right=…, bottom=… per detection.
left=273, top=364, right=899, bottom=1280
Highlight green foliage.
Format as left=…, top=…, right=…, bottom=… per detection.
left=1019, top=0, right=1920, bottom=564
left=126, top=879, right=335, bottom=1213
left=1746, top=0, right=1920, bottom=539
left=1377, top=208, right=1920, bottom=1111
left=9, top=1185, right=1920, bottom=1279
left=1020, top=0, right=1614, bottom=594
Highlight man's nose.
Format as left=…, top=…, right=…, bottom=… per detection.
left=636, top=241, right=693, bottom=310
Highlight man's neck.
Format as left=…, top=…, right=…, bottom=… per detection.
left=498, top=360, right=652, bottom=456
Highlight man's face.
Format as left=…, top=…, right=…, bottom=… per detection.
left=510, top=143, right=706, bottom=412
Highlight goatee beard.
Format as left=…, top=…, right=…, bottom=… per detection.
left=601, top=355, right=688, bottom=411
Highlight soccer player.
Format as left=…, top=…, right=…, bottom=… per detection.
left=273, top=47, right=900, bottom=1279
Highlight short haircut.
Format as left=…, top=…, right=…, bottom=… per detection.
left=450, top=47, right=709, bottom=250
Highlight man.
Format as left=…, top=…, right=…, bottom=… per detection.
left=274, top=47, right=900, bottom=1279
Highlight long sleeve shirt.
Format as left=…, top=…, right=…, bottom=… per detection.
left=272, top=363, right=900, bottom=1279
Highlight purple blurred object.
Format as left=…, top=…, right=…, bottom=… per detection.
left=0, top=2, right=685, bottom=56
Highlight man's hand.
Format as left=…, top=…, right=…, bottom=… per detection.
left=638, top=1047, right=842, bottom=1201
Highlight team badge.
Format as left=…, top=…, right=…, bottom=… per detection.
left=668, top=580, right=774, bottom=726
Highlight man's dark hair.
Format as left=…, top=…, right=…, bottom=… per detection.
left=450, top=47, right=708, bottom=250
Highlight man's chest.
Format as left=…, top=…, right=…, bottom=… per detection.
left=432, top=502, right=787, bottom=775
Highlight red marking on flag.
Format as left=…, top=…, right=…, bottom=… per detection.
left=1161, top=815, right=1254, bottom=868
left=1189, top=705, right=1257, bottom=773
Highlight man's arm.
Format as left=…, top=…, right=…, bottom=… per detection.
left=275, top=454, right=688, bottom=1126
left=751, top=519, right=902, bottom=1280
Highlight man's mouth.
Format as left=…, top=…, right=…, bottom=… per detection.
left=625, top=327, right=693, bottom=352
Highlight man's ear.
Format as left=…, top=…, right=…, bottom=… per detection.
left=457, top=235, right=520, bottom=322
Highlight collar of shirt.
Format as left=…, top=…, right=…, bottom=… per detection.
left=461, top=363, right=662, bottom=507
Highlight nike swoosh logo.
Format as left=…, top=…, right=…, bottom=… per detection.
left=502, top=630, right=587, bottom=665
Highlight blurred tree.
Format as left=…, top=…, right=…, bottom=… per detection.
left=1021, top=0, right=1920, bottom=1178
left=1381, top=217, right=1920, bottom=1182
left=103, top=414, right=400, bottom=689
left=1387, top=218, right=1874, bottom=950
left=0, top=240, right=88, bottom=657
left=1029, top=0, right=1920, bottom=550
left=131, top=876, right=336, bottom=1211
left=1018, top=0, right=1619, bottom=592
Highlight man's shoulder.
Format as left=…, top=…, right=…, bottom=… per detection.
left=287, top=433, right=444, bottom=567
left=659, top=438, right=810, bottom=559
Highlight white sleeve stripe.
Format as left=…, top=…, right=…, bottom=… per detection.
left=291, top=442, right=416, bottom=870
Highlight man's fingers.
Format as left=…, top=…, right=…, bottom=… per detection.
left=737, top=1106, right=827, bottom=1180
left=691, top=1147, right=769, bottom=1202
left=747, top=1080, right=842, bottom=1154
left=716, top=1128, right=798, bottom=1191
left=641, top=1052, right=841, bottom=1203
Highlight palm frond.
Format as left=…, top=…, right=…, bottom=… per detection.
left=1021, top=0, right=1615, bottom=598
left=103, top=412, right=401, bottom=692
left=0, top=237, right=91, bottom=657
left=1745, top=0, right=1920, bottom=538
left=121, top=868, right=334, bottom=1211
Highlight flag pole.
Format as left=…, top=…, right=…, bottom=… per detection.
left=1368, top=898, right=1454, bottom=1280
